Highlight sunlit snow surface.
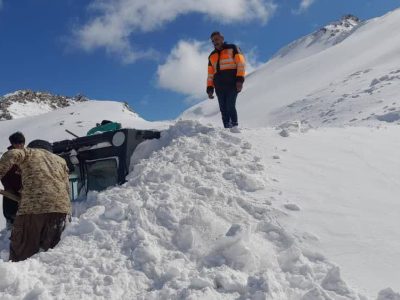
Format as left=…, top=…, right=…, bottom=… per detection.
left=0, top=121, right=370, bottom=299
left=182, top=9, right=400, bottom=129
left=1, top=7, right=400, bottom=300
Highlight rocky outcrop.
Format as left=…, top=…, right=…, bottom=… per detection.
left=0, top=90, right=88, bottom=120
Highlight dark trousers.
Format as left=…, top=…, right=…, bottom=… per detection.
left=3, top=197, right=18, bottom=224
left=216, top=87, right=238, bottom=128
left=10, top=213, right=67, bottom=262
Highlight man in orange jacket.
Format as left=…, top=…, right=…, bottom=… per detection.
left=207, top=31, right=246, bottom=130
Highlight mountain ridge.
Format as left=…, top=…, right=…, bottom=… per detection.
left=181, top=8, right=400, bottom=128
left=271, top=14, right=361, bottom=64
left=0, top=90, right=88, bottom=121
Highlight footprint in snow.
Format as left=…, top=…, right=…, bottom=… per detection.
left=284, top=204, right=301, bottom=211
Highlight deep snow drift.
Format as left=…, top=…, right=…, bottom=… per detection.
left=244, top=125, right=400, bottom=298
left=0, top=121, right=368, bottom=299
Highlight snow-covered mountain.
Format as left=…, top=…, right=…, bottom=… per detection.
left=1, top=8, right=400, bottom=300
left=0, top=93, right=169, bottom=156
left=0, top=90, right=88, bottom=120
left=182, top=9, right=400, bottom=129
left=271, top=14, right=360, bottom=64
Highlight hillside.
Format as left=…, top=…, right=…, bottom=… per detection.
left=0, top=97, right=169, bottom=156
left=1, top=8, right=400, bottom=300
left=182, top=9, right=400, bottom=129
left=0, top=90, right=87, bottom=120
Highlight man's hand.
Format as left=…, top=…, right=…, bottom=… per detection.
left=236, top=81, right=243, bottom=93
left=207, top=86, right=214, bottom=99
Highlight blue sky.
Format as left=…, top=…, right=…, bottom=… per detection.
left=0, top=0, right=399, bottom=121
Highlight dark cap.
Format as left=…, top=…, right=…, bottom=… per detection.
left=28, top=139, right=53, bottom=153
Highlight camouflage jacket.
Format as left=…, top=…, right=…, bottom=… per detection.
left=0, top=148, right=71, bottom=215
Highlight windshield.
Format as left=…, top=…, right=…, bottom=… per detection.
left=86, top=158, right=119, bottom=192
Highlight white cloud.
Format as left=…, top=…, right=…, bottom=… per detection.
left=157, top=40, right=262, bottom=101
left=245, top=47, right=263, bottom=74
left=0, top=0, right=3, bottom=10
left=157, top=40, right=209, bottom=100
left=73, top=0, right=277, bottom=63
left=293, top=0, right=316, bottom=15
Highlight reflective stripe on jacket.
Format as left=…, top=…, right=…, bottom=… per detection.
left=207, top=43, right=246, bottom=89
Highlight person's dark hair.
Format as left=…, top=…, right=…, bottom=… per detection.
left=27, top=139, right=53, bottom=153
left=9, top=132, right=25, bottom=145
left=210, top=31, right=222, bottom=39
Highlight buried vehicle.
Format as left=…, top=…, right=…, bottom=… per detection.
left=52, top=127, right=161, bottom=201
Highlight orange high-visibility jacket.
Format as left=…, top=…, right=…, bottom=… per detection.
left=207, top=43, right=246, bottom=92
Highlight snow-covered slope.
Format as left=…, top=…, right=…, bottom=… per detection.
left=177, top=8, right=400, bottom=298
left=1, top=8, right=400, bottom=300
left=181, top=9, right=400, bottom=128
left=0, top=121, right=368, bottom=299
left=0, top=90, right=87, bottom=120
left=1, top=120, right=399, bottom=299
left=271, top=15, right=360, bottom=65
left=245, top=126, right=400, bottom=298
left=0, top=99, right=169, bottom=157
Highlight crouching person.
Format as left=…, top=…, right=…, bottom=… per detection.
left=0, top=139, right=71, bottom=262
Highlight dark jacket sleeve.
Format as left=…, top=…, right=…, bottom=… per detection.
left=1, top=165, right=22, bottom=192
left=0, top=150, right=25, bottom=182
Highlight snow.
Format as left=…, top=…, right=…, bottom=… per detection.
left=377, top=289, right=400, bottom=300
left=244, top=126, right=400, bottom=298
left=181, top=9, right=400, bottom=129
left=0, top=121, right=365, bottom=299
left=1, top=6, right=400, bottom=300
left=2, top=91, right=20, bottom=98
left=0, top=100, right=170, bottom=229
left=7, top=101, right=55, bottom=119
left=0, top=100, right=169, bottom=149
left=270, top=15, right=360, bottom=66
left=177, top=8, right=400, bottom=298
